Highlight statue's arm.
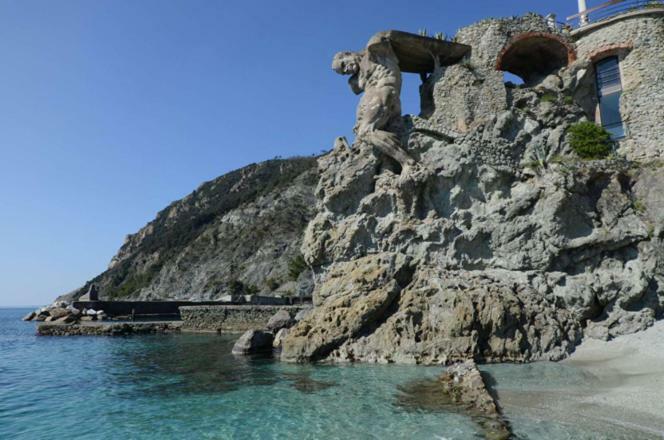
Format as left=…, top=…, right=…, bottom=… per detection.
left=349, top=74, right=363, bottom=95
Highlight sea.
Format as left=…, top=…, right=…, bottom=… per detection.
left=0, top=307, right=657, bottom=439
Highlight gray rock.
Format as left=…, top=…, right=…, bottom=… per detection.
left=266, top=309, right=294, bottom=332
left=22, top=311, right=36, bottom=321
left=273, top=328, right=290, bottom=349
left=48, top=308, right=69, bottom=320
left=55, top=315, right=76, bottom=324
left=231, top=330, right=274, bottom=355
left=396, top=360, right=510, bottom=439
left=46, top=13, right=664, bottom=367
left=282, top=15, right=664, bottom=365
left=294, top=307, right=313, bottom=322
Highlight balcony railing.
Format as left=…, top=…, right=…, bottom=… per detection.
left=567, top=0, right=664, bottom=27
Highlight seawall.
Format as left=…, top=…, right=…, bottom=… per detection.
left=180, top=305, right=310, bottom=332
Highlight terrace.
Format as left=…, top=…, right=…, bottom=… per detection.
left=567, top=0, right=664, bottom=28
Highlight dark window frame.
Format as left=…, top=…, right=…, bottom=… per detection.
left=595, top=56, right=626, bottom=140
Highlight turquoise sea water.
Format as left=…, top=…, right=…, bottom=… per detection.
left=0, top=308, right=658, bottom=439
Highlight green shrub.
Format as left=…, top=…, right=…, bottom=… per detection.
left=229, top=280, right=245, bottom=295
left=265, top=277, right=281, bottom=291
left=540, top=93, right=557, bottom=103
left=288, top=254, right=307, bottom=281
left=568, top=122, right=612, bottom=159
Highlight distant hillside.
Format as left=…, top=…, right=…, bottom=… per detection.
left=62, top=157, right=319, bottom=301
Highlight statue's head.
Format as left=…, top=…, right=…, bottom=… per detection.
left=332, top=51, right=362, bottom=75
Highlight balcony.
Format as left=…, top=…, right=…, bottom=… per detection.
left=567, top=0, right=664, bottom=28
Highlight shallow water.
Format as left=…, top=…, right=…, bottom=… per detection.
left=0, top=308, right=658, bottom=439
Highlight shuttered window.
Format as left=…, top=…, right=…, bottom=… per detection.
left=595, top=57, right=625, bottom=139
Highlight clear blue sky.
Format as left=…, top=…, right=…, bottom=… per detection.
left=0, top=0, right=578, bottom=307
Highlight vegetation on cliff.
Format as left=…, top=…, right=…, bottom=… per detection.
left=65, top=157, right=319, bottom=301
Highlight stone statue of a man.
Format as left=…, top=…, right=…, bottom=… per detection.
left=332, top=36, right=416, bottom=168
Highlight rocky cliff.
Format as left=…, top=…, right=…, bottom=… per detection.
left=280, top=15, right=664, bottom=364
left=59, top=13, right=664, bottom=368
left=63, top=157, right=319, bottom=301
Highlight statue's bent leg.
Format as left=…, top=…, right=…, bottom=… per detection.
left=363, top=130, right=416, bottom=168
left=356, top=105, right=415, bottom=167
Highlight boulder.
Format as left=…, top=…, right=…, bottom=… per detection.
left=231, top=330, right=274, bottom=355
left=439, top=361, right=510, bottom=440
left=266, top=309, right=294, bottom=332
left=273, top=328, right=290, bottom=349
left=22, top=311, right=36, bottom=321
left=281, top=253, right=412, bottom=363
left=35, top=314, right=48, bottom=322
left=294, top=307, right=313, bottom=322
left=55, top=315, right=76, bottom=323
left=48, top=308, right=69, bottom=320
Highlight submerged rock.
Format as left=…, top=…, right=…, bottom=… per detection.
left=397, top=360, right=510, bottom=440
left=231, top=330, right=274, bottom=355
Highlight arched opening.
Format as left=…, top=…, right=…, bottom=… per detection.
left=496, top=33, right=576, bottom=86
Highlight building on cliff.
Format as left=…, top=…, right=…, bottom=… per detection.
left=281, top=2, right=664, bottom=364
left=459, top=0, right=664, bottom=160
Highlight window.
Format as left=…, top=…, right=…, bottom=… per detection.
left=595, top=57, right=625, bottom=139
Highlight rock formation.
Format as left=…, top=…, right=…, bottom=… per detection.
left=281, top=17, right=664, bottom=364
left=48, top=13, right=664, bottom=368
left=397, top=360, right=511, bottom=440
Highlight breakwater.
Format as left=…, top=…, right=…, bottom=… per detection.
left=37, top=321, right=182, bottom=336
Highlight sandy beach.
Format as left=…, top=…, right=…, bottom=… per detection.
left=490, top=321, right=664, bottom=439
left=564, top=320, right=664, bottom=436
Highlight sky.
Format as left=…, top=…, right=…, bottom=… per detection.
left=0, top=0, right=580, bottom=307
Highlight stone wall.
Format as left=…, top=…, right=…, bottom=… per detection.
left=574, top=12, right=664, bottom=161
left=37, top=322, right=182, bottom=336
left=423, top=14, right=575, bottom=135
left=454, top=14, right=572, bottom=71
left=179, top=305, right=308, bottom=332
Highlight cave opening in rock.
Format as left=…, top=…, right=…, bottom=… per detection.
left=497, top=33, right=576, bottom=86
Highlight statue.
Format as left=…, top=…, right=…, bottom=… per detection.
left=332, top=36, right=416, bottom=169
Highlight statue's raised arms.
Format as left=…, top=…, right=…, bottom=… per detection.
left=332, top=31, right=471, bottom=170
